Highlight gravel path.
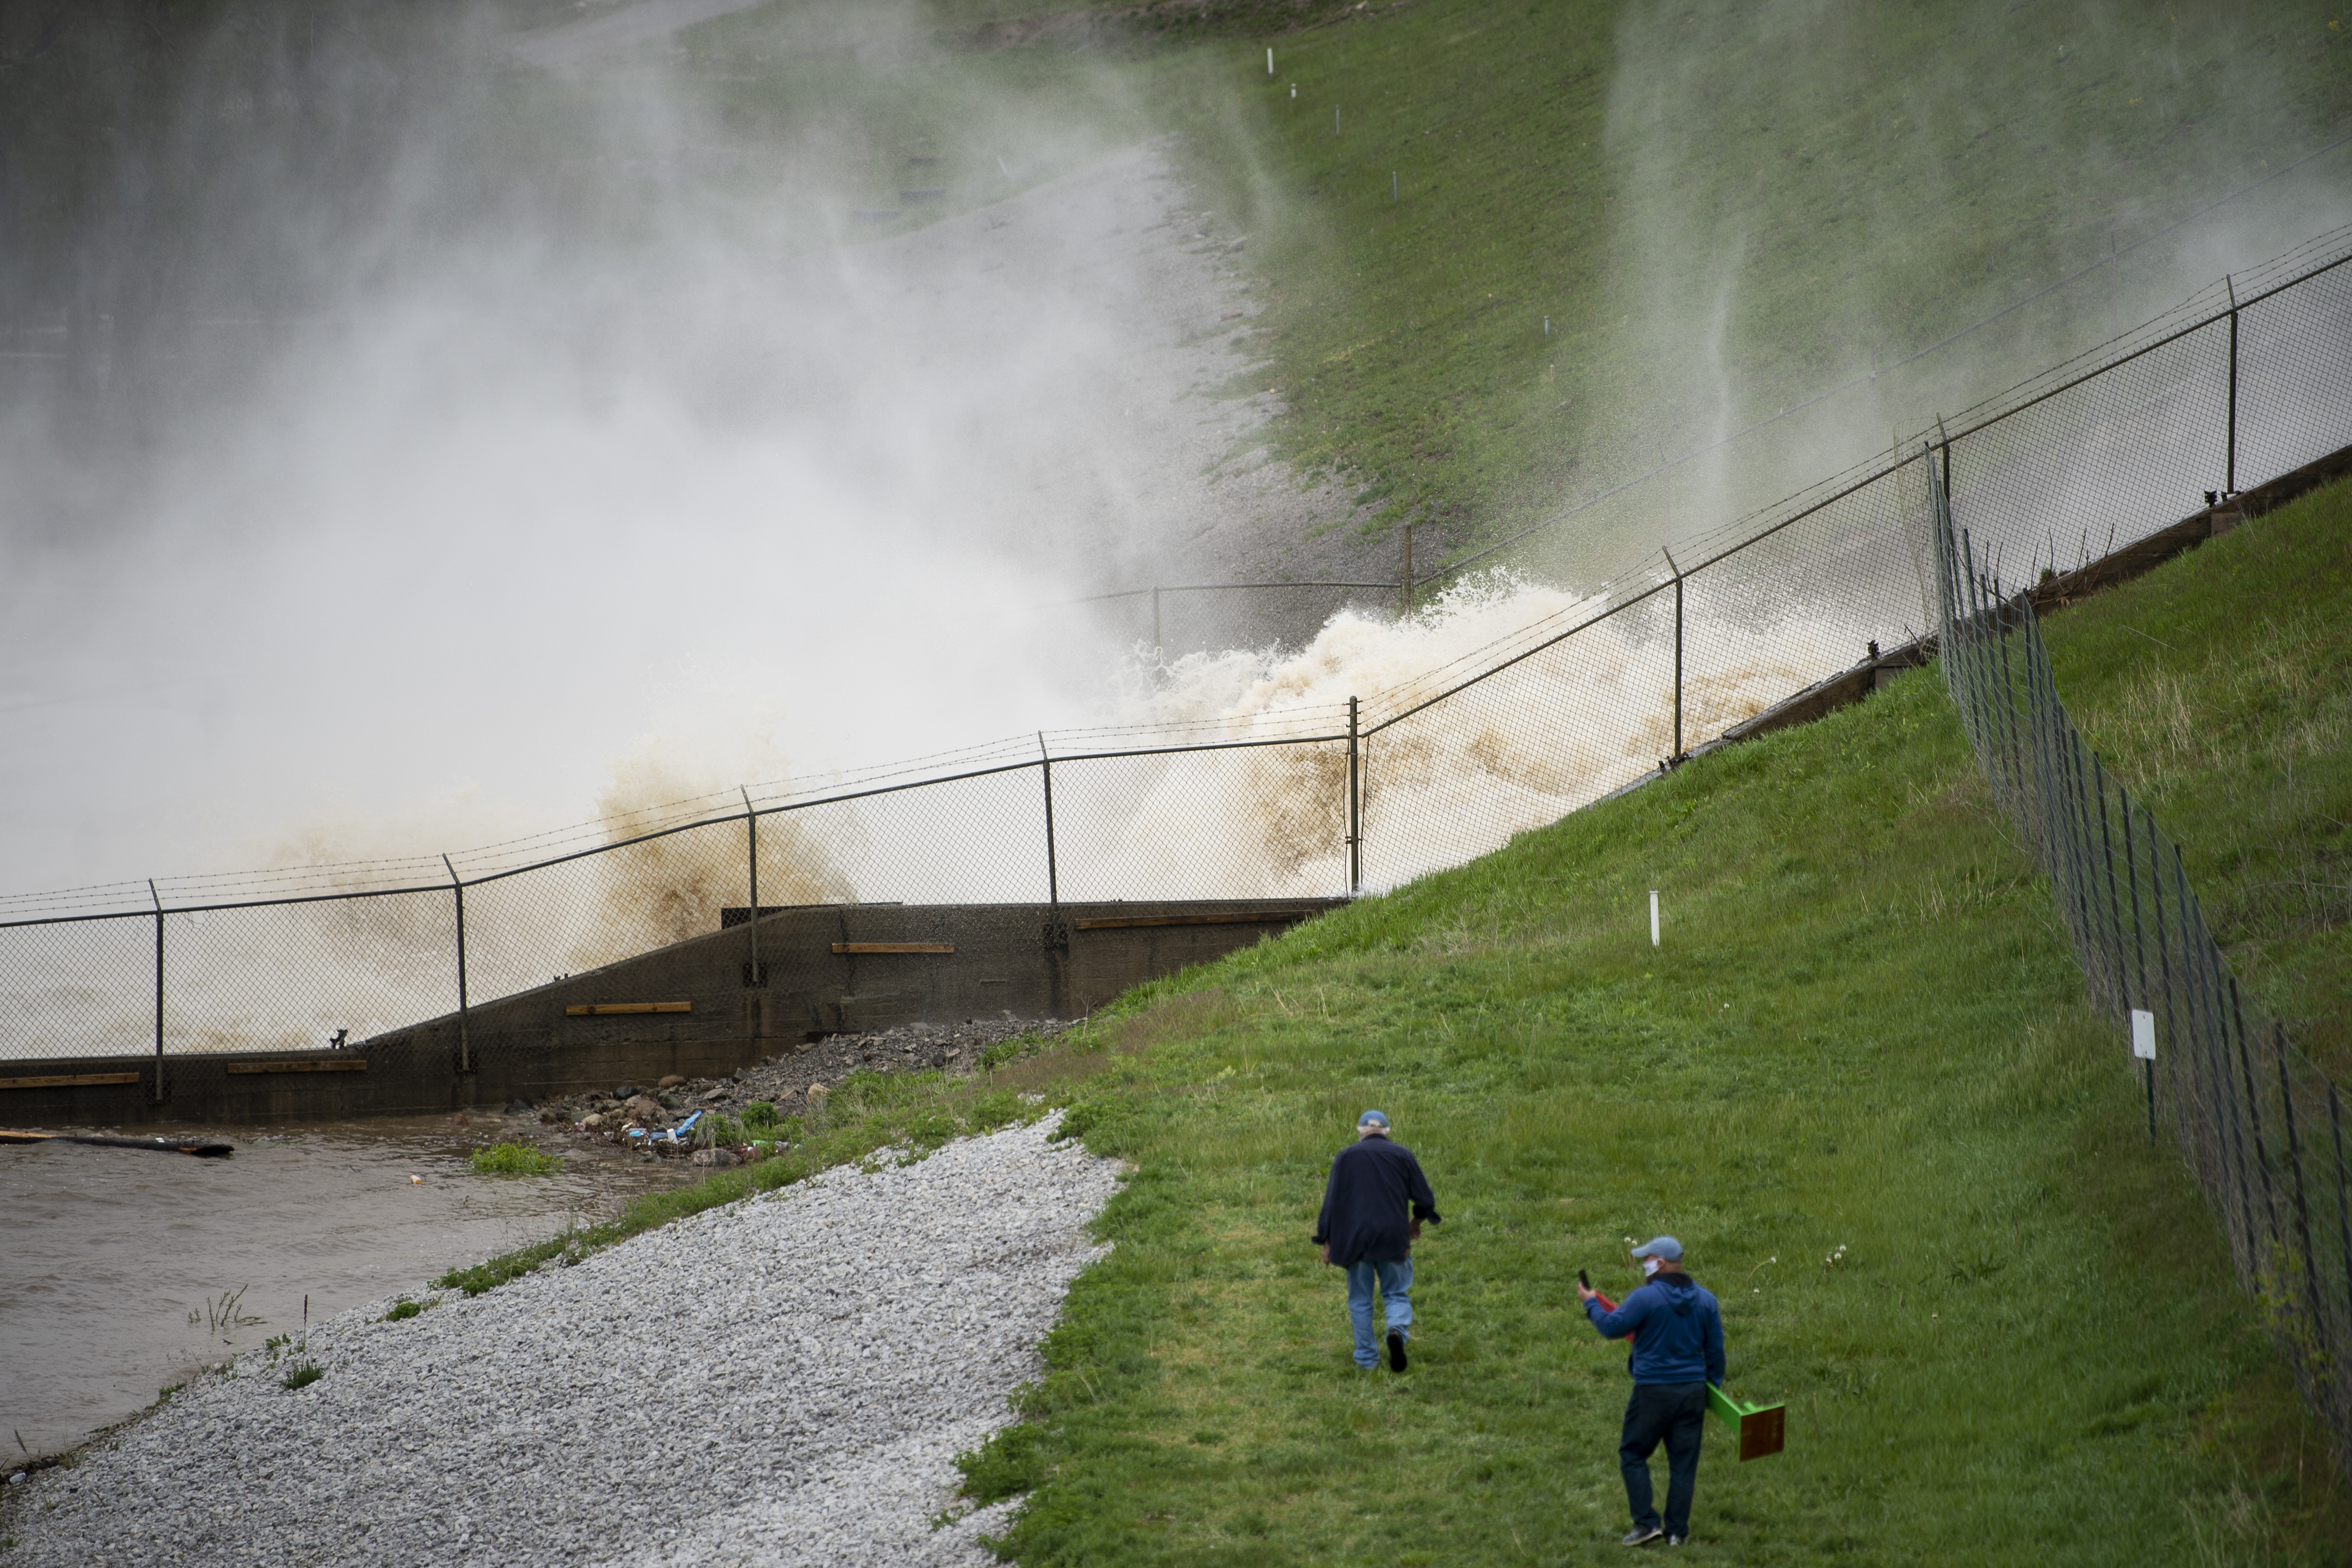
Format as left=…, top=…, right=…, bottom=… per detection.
left=1, top=1115, right=1118, bottom=1567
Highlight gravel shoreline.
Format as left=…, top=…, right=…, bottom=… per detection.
left=1, top=1114, right=1118, bottom=1567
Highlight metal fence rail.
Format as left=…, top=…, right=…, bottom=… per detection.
left=1928, top=449, right=2352, bottom=1476
left=5, top=225, right=2351, bottom=1126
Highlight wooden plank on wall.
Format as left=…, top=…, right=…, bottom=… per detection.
left=831, top=942, right=954, bottom=954
left=565, top=1002, right=693, bottom=1017
left=224, top=1059, right=369, bottom=1074
left=0, top=1072, right=144, bottom=1090
left=1073, top=912, right=1308, bottom=931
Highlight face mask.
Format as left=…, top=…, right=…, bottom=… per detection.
left=1641, top=1257, right=1662, bottom=1278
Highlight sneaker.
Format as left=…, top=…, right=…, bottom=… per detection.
left=1667, top=1537, right=1687, bottom=1546
left=1386, top=1329, right=1408, bottom=1371
left=1620, top=1526, right=1664, bottom=1547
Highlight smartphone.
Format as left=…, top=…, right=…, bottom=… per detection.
left=1578, top=1268, right=1591, bottom=1289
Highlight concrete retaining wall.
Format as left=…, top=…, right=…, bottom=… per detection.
left=0, top=899, right=1338, bottom=1127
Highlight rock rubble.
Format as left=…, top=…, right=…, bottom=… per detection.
left=1, top=1115, right=1118, bottom=1568
left=543, top=1017, right=1078, bottom=1141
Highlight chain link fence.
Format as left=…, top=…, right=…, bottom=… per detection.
left=1928, top=446, right=2352, bottom=1476
left=5, top=226, right=2351, bottom=1116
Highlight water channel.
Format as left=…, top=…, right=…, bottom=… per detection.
left=1, top=1112, right=693, bottom=1461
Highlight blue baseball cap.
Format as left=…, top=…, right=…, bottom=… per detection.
left=1357, top=1109, right=1390, bottom=1131
left=1631, top=1235, right=1682, bottom=1262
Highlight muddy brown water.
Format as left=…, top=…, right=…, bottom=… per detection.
left=0, top=1114, right=695, bottom=1461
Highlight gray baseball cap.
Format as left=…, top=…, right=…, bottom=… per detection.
left=1631, top=1235, right=1683, bottom=1262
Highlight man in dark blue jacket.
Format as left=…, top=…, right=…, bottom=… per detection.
left=1577, top=1236, right=1724, bottom=1546
left=1313, top=1110, right=1441, bottom=1371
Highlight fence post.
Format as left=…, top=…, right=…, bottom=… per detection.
left=147, top=879, right=165, bottom=1105
left=2225, top=275, right=2240, bottom=496
left=2093, top=754, right=2131, bottom=1018
left=2042, top=652, right=2096, bottom=959
left=1038, top=733, right=1059, bottom=908
left=442, top=855, right=471, bottom=1074
left=1662, top=548, right=1684, bottom=763
left=2329, top=1084, right=2352, bottom=1345
left=2275, top=1023, right=2326, bottom=1335
left=1987, top=591, right=2033, bottom=822
left=2121, top=786, right=2154, bottom=1131
left=2144, top=801, right=2185, bottom=1145
left=2185, top=854, right=2258, bottom=1277
left=740, top=788, right=762, bottom=991
left=2231, top=975, right=2282, bottom=1251
left=1347, top=696, right=1362, bottom=895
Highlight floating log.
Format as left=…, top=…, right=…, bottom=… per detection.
left=0, top=1130, right=234, bottom=1158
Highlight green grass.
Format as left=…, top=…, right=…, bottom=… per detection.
left=467, top=1142, right=564, bottom=1177
left=280, top=1364, right=322, bottom=1391
left=946, top=480, right=2352, bottom=1564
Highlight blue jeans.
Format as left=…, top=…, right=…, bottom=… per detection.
left=1345, top=1258, right=1413, bottom=1367
left=1620, top=1382, right=1708, bottom=1538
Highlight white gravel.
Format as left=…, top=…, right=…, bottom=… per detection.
left=1, top=1114, right=1119, bottom=1567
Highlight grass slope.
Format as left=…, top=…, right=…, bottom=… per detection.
left=954, top=480, right=2352, bottom=1564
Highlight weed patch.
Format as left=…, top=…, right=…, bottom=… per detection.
left=467, top=1143, right=561, bottom=1177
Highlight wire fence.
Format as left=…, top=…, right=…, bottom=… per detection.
left=1928, top=449, right=2352, bottom=1477
left=5, top=227, right=2351, bottom=1102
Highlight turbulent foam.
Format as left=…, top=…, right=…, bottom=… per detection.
left=1080, top=574, right=1814, bottom=895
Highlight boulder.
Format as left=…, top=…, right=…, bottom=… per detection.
left=804, top=1084, right=829, bottom=1113
left=689, top=1147, right=739, bottom=1169
left=580, top=1112, right=608, bottom=1131
left=626, top=1094, right=665, bottom=1122
left=657, top=1074, right=687, bottom=1090
left=614, top=1084, right=638, bottom=1100
left=700, top=1086, right=729, bottom=1103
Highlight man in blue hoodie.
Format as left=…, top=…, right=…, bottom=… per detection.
left=1577, top=1236, right=1724, bottom=1547
left=1313, top=1110, right=1441, bottom=1371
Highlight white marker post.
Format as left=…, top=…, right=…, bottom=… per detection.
left=2131, top=1008, right=2156, bottom=1143
left=1650, top=890, right=1661, bottom=948
left=1267, top=47, right=1274, bottom=75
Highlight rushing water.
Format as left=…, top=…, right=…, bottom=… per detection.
left=0, top=1114, right=692, bottom=1460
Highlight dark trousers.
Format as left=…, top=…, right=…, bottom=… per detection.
left=1619, top=1381, right=1708, bottom=1537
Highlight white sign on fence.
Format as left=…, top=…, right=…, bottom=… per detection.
left=1649, top=890, right=1660, bottom=948
left=2131, top=1008, right=2156, bottom=1061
